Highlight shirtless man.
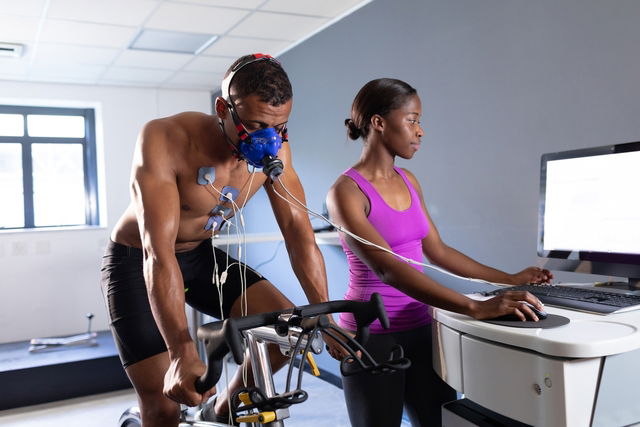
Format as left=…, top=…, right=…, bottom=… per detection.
left=100, top=54, right=331, bottom=426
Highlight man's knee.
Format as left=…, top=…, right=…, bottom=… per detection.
left=230, top=280, right=293, bottom=317
left=140, top=398, right=181, bottom=425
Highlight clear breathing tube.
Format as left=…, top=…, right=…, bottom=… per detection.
left=268, top=172, right=498, bottom=287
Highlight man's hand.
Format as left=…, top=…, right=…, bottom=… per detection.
left=323, top=315, right=358, bottom=361
left=163, top=352, right=216, bottom=406
left=510, top=266, right=553, bottom=285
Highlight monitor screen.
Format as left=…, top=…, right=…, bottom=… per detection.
left=538, top=141, right=640, bottom=282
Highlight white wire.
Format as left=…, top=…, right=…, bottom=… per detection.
left=207, top=173, right=256, bottom=406
left=271, top=176, right=498, bottom=287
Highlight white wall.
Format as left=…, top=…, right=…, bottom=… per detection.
left=0, top=80, right=210, bottom=343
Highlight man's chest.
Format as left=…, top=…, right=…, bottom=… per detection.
left=176, top=164, right=266, bottom=224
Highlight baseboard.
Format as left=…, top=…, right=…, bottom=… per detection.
left=0, top=330, right=132, bottom=410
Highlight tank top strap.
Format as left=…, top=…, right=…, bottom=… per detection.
left=393, top=167, right=420, bottom=203
left=342, top=168, right=385, bottom=205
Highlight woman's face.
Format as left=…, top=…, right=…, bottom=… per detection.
left=380, top=94, right=423, bottom=159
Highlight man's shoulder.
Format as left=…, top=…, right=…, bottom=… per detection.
left=142, top=112, right=214, bottom=140
left=148, top=111, right=212, bottom=129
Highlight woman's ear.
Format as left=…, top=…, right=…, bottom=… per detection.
left=215, top=97, right=228, bottom=119
left=370, top=114, right=384, bottom=133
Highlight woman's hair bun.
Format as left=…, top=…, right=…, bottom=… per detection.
left=344, top=118, right=361, bottom=140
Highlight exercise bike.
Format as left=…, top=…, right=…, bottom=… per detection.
left=118, top=293, right=410, bottom=426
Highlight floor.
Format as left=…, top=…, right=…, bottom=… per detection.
left=0, top=361, right=411, bottom=426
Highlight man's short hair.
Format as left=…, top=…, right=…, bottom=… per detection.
left=224, top=55, right=293, bottom=106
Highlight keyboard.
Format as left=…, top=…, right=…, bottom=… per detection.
left=483, top=284, right=640, bottom=314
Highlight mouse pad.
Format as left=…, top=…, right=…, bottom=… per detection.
left=483, top=313, right=570, bottom=329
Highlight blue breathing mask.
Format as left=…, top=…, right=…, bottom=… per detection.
left=238, top=127, right=283, bottom=169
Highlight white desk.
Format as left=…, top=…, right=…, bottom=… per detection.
left=432, top=297, right=640, bottom=427
left=212, top=230, right=341, bottom=246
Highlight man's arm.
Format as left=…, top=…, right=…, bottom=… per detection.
left=263, top=142, right=329, bottom=304
left=131, top=120, right=213, bottom=405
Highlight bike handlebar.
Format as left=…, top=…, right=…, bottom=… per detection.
left=195, top=293, right=387, bottom=393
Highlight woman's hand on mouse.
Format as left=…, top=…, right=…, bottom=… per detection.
left=470, top=291, right=544, bottom=321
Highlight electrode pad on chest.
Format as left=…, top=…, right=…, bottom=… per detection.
left=197, top=167, right=215, bottom=185
left=220, top=186, right=239, bottom=202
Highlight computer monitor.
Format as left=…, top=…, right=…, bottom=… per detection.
left=538, top=141, right=640, bottom=289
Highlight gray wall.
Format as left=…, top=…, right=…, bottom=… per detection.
left=238, top=0, right=640, bottom=371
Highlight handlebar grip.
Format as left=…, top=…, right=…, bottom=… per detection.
left=194, top=319, right=245, bottom=393
left=295, top=292, right=387, bottom=345
left=195, top=321, right=227, bottom=393
left=195, top=312, right=282, bottom=393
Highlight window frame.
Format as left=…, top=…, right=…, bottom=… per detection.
left=0, top=104, right=99, bottom=230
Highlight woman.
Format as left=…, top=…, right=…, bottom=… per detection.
left=326, top=78, right=551, bottom=427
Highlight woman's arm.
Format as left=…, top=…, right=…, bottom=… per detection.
left=326, top=175, right=543, bottom=320
left=403, top=169, right=552, bottom=285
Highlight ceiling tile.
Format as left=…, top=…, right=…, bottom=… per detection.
left=0, top=57, right=32, bottom=77
left=183, top=55, right=232, bottom=73
left=201, top=36, right=290, bottom=58
left=114, top=50, right=193, bottom=69
left=165, top=70, right=223, bottom=88
left=102, top=66, right=174, bottom=83
left=39, top=20, right=139, bottom=48
left=29, top=63, right=106, bottom=83
left=47, top=0, right=159, bottom=27
left=33, top=43, right=120, bottom=66
left=261, top=0, right=368, bottom=18
left=229, top=11, right=326, bottom=41
left=170, top=0, right=263, bottom=8
left=98, top=79, right=158, bottom=88
left=145, top=3, right=250, bottom=34
left=0, top=0, right=47, bottom=17
left=0, top=14, right=42, bottom=43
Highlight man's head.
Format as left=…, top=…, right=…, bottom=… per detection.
left=221, top=54, right=292, bottom=106
left=216, top=54, right=292, bottom=174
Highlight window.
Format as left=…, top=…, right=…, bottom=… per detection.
left=0, top=105, right=99, bottom=230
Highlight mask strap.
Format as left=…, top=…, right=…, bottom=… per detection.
left=218, top=116, right=243, bottom=160
left=226, top=101, right=251, bottom=143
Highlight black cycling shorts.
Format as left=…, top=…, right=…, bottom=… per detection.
left=100, top=239, right=265, bottom=368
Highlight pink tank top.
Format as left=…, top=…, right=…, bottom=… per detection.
left=338, top=167, right=431, bottom=333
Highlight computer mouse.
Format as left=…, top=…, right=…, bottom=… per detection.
left=524, top=302, right=548, bottom=320
left=494, top=302, right=548, bottom=321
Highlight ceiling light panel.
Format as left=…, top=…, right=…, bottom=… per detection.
left=40, top=20, right=139, bottom=48
left=47, top=0, right=158, bottom=27
left=129, top=29, right=217, bottom=55
left=145, top=3, right=249, bottom=34
left=229, top=12, right=326, bottom=41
